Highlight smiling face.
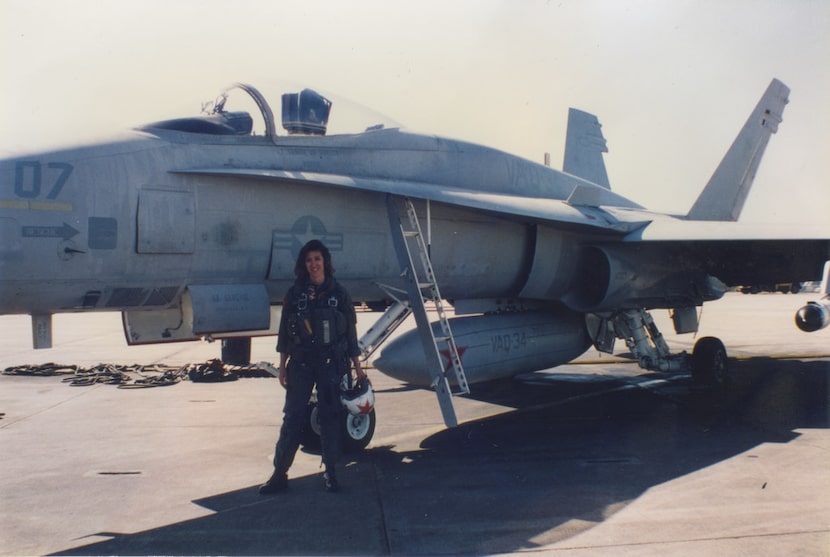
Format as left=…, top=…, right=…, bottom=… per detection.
left=305, top=250, right=326, bottom=285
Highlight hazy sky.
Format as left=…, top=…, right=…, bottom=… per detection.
left=1, top=0, right=827, bottom=225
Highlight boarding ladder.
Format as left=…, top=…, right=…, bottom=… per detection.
left=385, top=194, right=470, bottom=428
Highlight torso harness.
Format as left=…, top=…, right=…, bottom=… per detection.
left=284, top=282, right=348, bottom=364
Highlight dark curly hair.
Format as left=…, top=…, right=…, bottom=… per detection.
left=294, top=239, right=335, bottom=279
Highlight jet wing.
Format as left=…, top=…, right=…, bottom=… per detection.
left=611, top=212, right=830, bottom=287
left=174, top=168, right=650, bottom=234
left=175, top=168, right=828, bottom=285
left=620, top=213, right=829, bottom=242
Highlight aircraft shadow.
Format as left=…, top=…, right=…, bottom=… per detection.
left=54, top=357, right=828, bottom=556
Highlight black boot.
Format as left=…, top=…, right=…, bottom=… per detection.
left=323, top=470, right=339, bottom=493
left=259, top=470, right=288, bottom=495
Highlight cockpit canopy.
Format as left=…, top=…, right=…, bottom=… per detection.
left=141, top=83, right=397, bottom=138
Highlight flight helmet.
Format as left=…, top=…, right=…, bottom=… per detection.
left=340, top=376, right=374, bottom=415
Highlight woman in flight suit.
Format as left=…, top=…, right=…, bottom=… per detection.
left=260, top=239, right=365, bottom=494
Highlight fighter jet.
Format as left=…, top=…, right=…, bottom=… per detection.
left=1, top=79, right=828, bottom=438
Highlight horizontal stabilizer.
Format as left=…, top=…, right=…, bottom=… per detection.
left=563, top=108, right=611, bottom=189
left=687, top=79, right=790, bottom=221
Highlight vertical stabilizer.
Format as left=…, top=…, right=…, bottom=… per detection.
left=563, top=108, right=611, bottom=189
left=687, top=79, right=790, bottom=221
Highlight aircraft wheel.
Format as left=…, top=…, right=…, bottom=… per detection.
left=692, top=336, right=729, bottom=385
left=342, top=409, right=376, bottom=453
left=301, top=403, right=322, bottom=452
left=221, top=337, right=251, bottom=365
left=302, top=402, right=375, bottom=453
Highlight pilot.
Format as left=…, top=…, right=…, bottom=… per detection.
left=260, top=239, right=365, bottom=494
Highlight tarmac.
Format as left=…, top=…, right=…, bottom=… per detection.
left=1, top=292, right=828, bottom=556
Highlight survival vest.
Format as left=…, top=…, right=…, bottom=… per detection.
left=282, top=279, right=349, bottom=359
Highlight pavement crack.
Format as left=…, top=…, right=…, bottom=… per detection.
left=0, top=383, right=102, bottom=429
left=369, top=450, right=393, bottom=555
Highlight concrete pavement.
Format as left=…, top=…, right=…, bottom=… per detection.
left=1, top=293, right=828, bottom=556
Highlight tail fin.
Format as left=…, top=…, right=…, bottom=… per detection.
left=686, top=78, right=790, bottom=221
left=563, top=108, right=611, bottom=189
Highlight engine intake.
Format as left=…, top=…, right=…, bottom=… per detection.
left=563, top=245, right=727, bottom=312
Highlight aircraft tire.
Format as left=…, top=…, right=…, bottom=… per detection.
left=691, top=336, right=729, bottom=386
left=342, top=409, right=376, bottom=453
left=221, top=337, right=252, bottom=365
left=302, top=402, right=375, bottom=453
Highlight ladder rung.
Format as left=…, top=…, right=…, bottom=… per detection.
left=403, top=230, right=420, bottom=237
left=418, top=282, right=434, bottom=290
